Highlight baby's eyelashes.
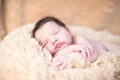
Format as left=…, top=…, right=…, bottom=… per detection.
left=42, top=40, right=48, bottom=47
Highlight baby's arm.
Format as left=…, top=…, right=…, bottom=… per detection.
left=74, top=35, right=107, bottom=56
left=73, top=35, right=90, bottom=45
left=102, top=41, right=120, bottom=51
left=55, top=44, right=94, bottom=59
left=52, top=44, right=97, bottom=70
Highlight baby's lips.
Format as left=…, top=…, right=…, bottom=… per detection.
left=55, top=42, right=65, bottom=49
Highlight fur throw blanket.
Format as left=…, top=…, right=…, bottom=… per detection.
left=0, top=24, right=120, bottom=80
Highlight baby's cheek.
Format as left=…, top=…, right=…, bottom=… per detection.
left=48, top=46, right=57, bottom=54
left=46, top=46, right=53, bottom=52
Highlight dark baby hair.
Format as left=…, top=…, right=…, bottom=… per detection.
left=32, top=16, right=66, bottom=38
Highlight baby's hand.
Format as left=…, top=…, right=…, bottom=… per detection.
left=52, top=55, right=67, bottom=70
left=73, top=44, right=97, bottom=62
left=55, top=44, right=97, bottom=63
left=74, top=44, right=93, bottom=59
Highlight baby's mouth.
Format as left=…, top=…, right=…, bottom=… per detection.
left=55, top=42, right=65, bottom=49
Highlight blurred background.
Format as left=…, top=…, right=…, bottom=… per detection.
left=0, top=0, right=120, bottom=41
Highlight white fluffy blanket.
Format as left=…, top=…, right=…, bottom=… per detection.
left=0, top=24, right=120, bottom=80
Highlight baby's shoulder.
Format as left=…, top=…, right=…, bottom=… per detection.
left=72, top=34, right=89, bottom=44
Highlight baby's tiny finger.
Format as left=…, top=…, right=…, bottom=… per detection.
left=85, top=47, right=91, bottom=59
left=58, top=62, right=67, bottom=70
left=52, top=57, right=60, bottom=64
left=80, top=47, right=87, bottom=59
left=53, top=60, right=63, bottom=67
left=88, top=45, right=94, bottom=56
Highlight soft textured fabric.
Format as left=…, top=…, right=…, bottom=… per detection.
left=0, top=24, right=120, bottom=80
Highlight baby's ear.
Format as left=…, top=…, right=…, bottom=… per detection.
left=65, top=26, right=71, bottom=33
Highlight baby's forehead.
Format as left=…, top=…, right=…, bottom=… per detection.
left=36, top=22, right=59, bottom=35
left=40, top=21, right=61, bottom=30
left=43, top=21, right=60, bottom=27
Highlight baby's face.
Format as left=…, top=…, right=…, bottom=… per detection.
left=35, top=21, right=72, bottom=54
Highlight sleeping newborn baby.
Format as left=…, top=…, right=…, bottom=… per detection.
left=32, top=16, right=120, bottom=70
